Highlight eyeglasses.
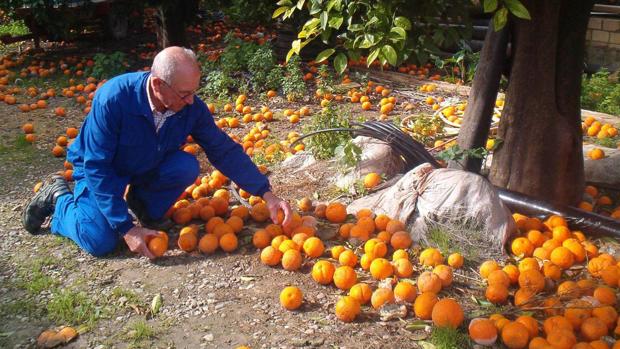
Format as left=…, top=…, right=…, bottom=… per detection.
left=159, top=79, right=196, bottom=102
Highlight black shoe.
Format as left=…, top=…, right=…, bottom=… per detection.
left=126, top=186, right=174, bottom=230
left=23, top=175, right=71, bottom=234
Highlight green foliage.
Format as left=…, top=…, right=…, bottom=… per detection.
left=0, top=19, right=29, bottom=36
left=202, top=0, right=275, bottom=24
left=127, top=320, right=156, bottom=343
left=433, top=41, right=480, bottom=84
left=335, top=139, right=361, bottom=171
left=202, top=70, right=234, bottom=99
left=436, top=145, right=489, bottom=164
left=89, top=52, right=128, bottom=80
left=47, top=289, right=101, bottom=327
left=302, top=103, right=352, bottom=159
left=220, top=35, right=261, bottom=74
left=282, top=55, right=306, bottom=101
left=582, top=70, right=620, bottom=116
left=484, top=0, right=531, bottom=31
left=593, top=136, right=619, bottom=148
left=429, top=326, right=473, bottom=349
left=265, top=64, right=284, bottom=91
left=248, top=45, right=277, bottom=92
left=406, top=114, right=444, bottom=146
left=316, top=65, right=335, bottom=93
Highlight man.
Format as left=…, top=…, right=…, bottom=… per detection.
left=23, top=46, right=292, bottom=259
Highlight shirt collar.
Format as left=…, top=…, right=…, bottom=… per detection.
left=146, top=75, right=159, bottom=113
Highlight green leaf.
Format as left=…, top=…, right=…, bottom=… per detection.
left=381, top=45, right=398, bottom=66
left=333, top=53, right=347, bottom=75
left=326, top=0, right=341, bottom=13
left=493, top=7, right=508, bottom=31
left=286, top=47, right=296, bottom=63
left=291, top=39, right=301, bottom=54
left=272, top=6, right=289, bottom=18
left=328, top=15, right=343, bottom=29
left=348, top=23, right=363, bottom=32
left=394, top=16, right=412, bottom=30
left=320, top=11, right=328, bottom=30
left=366, top=16, right=379, bottom=27
left=298, top=30, right=307, bottom=39
left=277, top=0, right=292, bottom=5
left=359, top=33, right=376, bottom=49
left=366, top=47, right=381, bottom=67
left=296, top=0, right=305, bottom=10
left=504, top=0, right=531, bottom=19
left=316, top=48, right=335, bottom=63
left=151, top=293, right=162, bottom=315
left=390, top=27, right=406, bottom=40
left=483, top=0, right=497, bottom=13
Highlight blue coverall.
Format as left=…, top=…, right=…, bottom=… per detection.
left=51, top=72, right=271, bottom=256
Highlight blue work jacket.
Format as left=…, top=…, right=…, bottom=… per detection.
left=67, top=72, right=271, bottom=236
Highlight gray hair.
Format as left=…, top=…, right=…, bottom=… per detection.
left=151, top=47, right=199, bottom=83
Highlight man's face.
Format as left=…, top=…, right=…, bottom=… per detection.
left=153, top=70, right=200, bottom=113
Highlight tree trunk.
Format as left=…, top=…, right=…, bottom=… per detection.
left=451, top=19, right=510, bottom=172
left=154, top=0, right=199, bottom=48
left=489, top=0, right=593, bottom=205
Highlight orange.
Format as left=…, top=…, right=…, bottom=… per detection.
left=331, top=245, right=346, bottom=259
left=417, top=271, right=442, bottom=293
left=432, top=264, right=453, bottom=287
left=198, top=234, right=219, bottom=254
left=348, top=283, right=372, bottom=305
left=392, top=249, right=409, bottom=261
left=363, top=172, right=381, bottom=189
left=374, top=214, right=391, bottom=231
left=281, top=249, right=302, bottom=271
left=552, top=226, right=572, bottom=242
left=479, top=260, right=500, bottom=279
left=364, top=239, right=387, bottom=258
left=514, top=288, right=536, bottom=308
left=487, top=270, right=511, bottom=288
left=593, top=286, right=617, bottom=306
left=338, top=249, right=358, bottom=267
left=333, top=266, right=357, bottom=290
left=515, top=315, right=539, bottom=339
left=486, top=284, right=509, bottom=304
left=501, top=321, right=530, bottom=349
left=334, top=296, right=360, bottom=322
left=550, top=246, right=575, bottom=269
left=213, top=223, right=235, bottom=238
left=565, top=299, right=593, bottom=330
left=502, top=264, right=520, bottom=285
left=543, top=315, right=573, bottom=335
left=148, top=236, right=167, bottom=257
left=394, top=281, right=417, bottom=303
left=447, top=253, right=464, bottom=268
left=219, top=233, right=238, bottom=252
left=393, top=258, right=414, bottom=278
left=250, top=202, right=270, bottom=222
left=371, top=288, right=395, bottom=309
left=252, top=229, right=271, bottom=249
left=468, top=318, right=498, bottom=346
left=419, top=248, right=444, bottom=267
left=518, top=269, right=545, bottom=293
left=302, top=237, right=324, bottom=258
left=546, top=329, right=577, bottom=349
left=325, top=202, right=347, bottom=223
left=432, top=298, right=463, bottom=329
left=260, top=246, right=282, bottom=266
left=592, top=306, right=618, bottom=329
left=369, top=258, right=393, bottom=280
left=511, top=237, right=534, bottom=257
left=279, top=286, right=303, bottom=310
left=177, top=230, right=198, bottom=252
left=385, top=219, right=405, bottom=233
left=390, top=231, right=412, bottom=249
left=413, top=292, right=438, bottom=320
left=311, top=260, right=335, bottom=285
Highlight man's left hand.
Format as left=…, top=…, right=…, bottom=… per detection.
left=263, top=191, right=293, bottom=227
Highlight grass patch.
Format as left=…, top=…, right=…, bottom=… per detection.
left=126, top=320, right=156, bottom=347
left=46, top=289, right=102, bottom=327
left=111, top=287, right=141, bottom=305
left=15, top=256, right=60, bottom=295
left=0, top=20, right=29, bottom=36
left=0, top=297, right=43, bottom=318
left=430, top=326, right=472, bottom=349
left=0, top=135, right=48, bottom=178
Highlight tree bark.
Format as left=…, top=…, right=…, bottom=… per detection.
left=489, top=0, right=593, bottom=205
left=451, top=19, right=509, bottom=172
left=154, top=0, right=199, bottom=48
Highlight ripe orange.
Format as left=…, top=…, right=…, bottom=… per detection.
left=371, top=288, right=395, bottom=309
left=419, top=248, right=444, bottom=267
left=468, top=318, right=498, bottom=346
left=311, top=260, right=335, bottom=285
left=414, top=292, right=438, bottom=320
left=348, top=283, right=372, bottom=305
left=280, top=286, right=303, bottom=310
left=369, top=258, right=393, bottom=280
left=432, top=298, right=464, bottom=329
left=393, top=258, right=414, bottom=278
left=302, top=237, right=324, bottom=258
left=335, top=296, right=360, bottom=322
left=447, top=253, right=464, bottom=268
left=363, top=172, right=381, bottom=189
left=325, top=202, right=347, bottom=223
left=260, top=246, right=282, bottom=266
left=486, top=284, right=509, bottom=304
left=394, top=281, right=417, bottom=303
left=281, top=249, right=303, bottom=271
left=501, top=321, right=530, bottom=349
left=417, top=271, right=442, bottom=293
left=333, top=266, right=357, bottom=290
left=219, top=233, right=238, bottom=252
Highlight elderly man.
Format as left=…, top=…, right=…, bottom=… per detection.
left=23, top=47, right=292, bottom=258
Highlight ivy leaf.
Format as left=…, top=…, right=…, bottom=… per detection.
left=348, top=23, right=363, bottom=31
left=493, top=7, right=508, bottom=31
left=286, top=47, right=296, bottom=63
left=276, top=0, right=292, bottom=5
left=381, top=44, right=398, bottom=66
left=394, top=16, right=412, bottom=30
left=483, top=0, right=497, bottom=13
left=333, top=52, right=347, bottom=75
left=272, top=6, right=289, bottom=18
left=320, top=11, right=328, bottom=30
left=316, top=48, right=335, bottom=63
left=390, top=27, right=406, bottom=40
left=296, top=0, right=305, bottom=10
left=504, top=0, right=531, bottom=19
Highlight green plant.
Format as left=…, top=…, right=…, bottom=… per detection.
left=248, top=45, right=277, bottom=92
left=265, top=64, right=284, bottom=91
left=202, top=0, right=275, bottom=24
left=47, top=289, right=101, bottom=327
left=593, top=136, right=619, bottom=148
left=406, top=114, right=444, bottom=146
left=202, top=70, right=234, bottom=99
left=220, top=35, right=261, bottom=74
left=334, top=139, right=361, bottom=171
left=127, top=320, right=155, bottom=343
left=0, top=19, right=29, bottom=36
left=433, top=41, right=480, bottom=84
left=582, top=70, right=620, bottom=116
left=89, top=52, right=128, bottom=80
left=274, top=0, right=529, bottom=73
left=303, top=103, right=352, bottom=159
left=316, top=65, right=335, bottom=93
left=282, top=55, right=306, bottom=101
left=436, top=145, right=489, bottom=166
left=429, top=325, right=473, bottom=349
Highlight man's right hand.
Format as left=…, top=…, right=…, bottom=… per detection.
left=123, top=226, right=159, bottom=260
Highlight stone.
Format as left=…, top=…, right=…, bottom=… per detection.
left=583, top=144, right=620, bottom=187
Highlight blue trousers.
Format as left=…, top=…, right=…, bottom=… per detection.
left=51, top=150, right=199, bottom=256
